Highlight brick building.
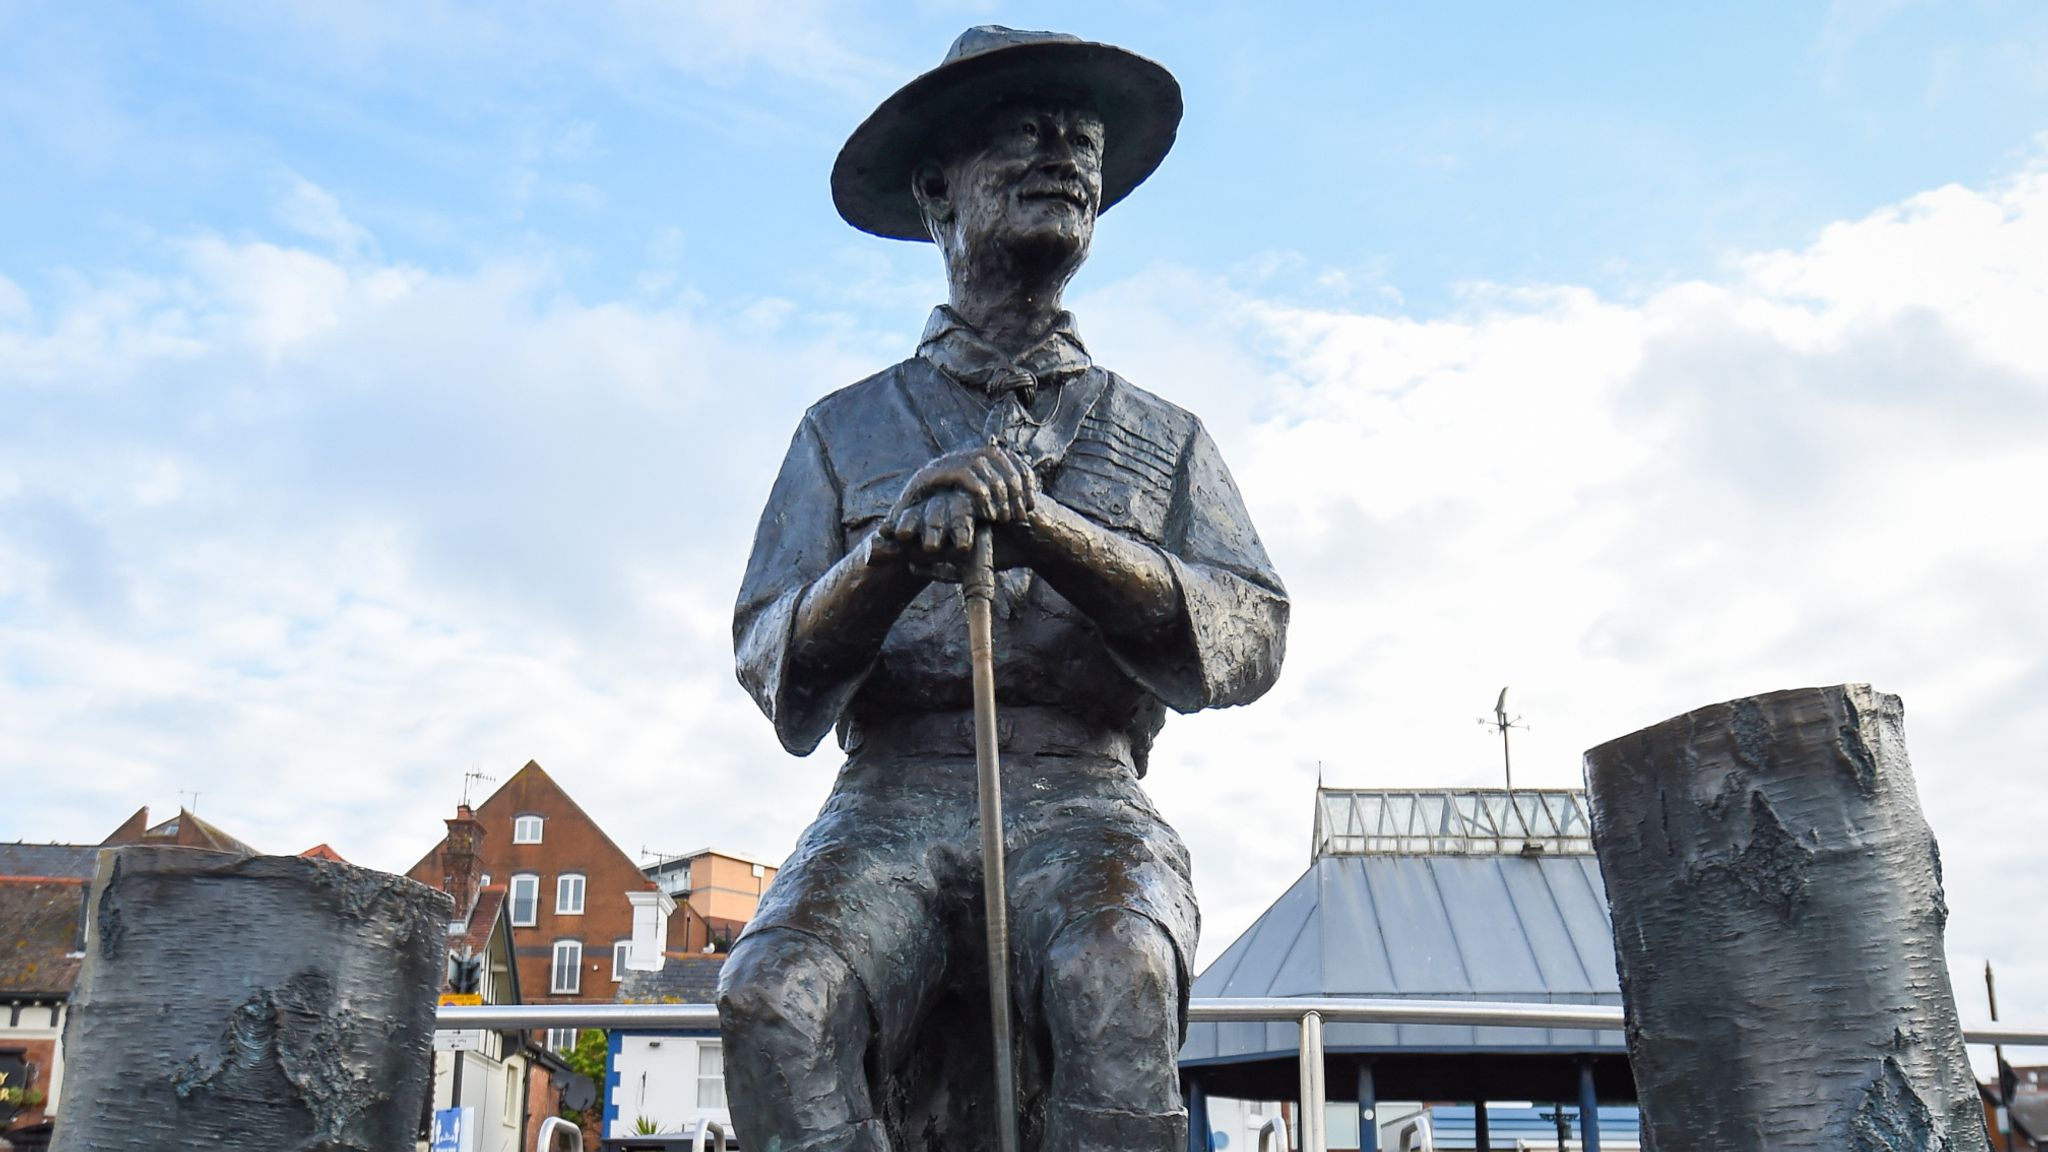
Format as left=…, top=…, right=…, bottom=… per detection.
left=644, top=847, right=780, bottom=954
left=1986, top=1065, right=2048, bottom=1150
left=407, top=760, right=777, bottom=1052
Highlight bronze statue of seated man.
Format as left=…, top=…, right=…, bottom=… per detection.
left=722, top=26, right=1288, bottom=1152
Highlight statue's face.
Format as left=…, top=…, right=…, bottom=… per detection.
left=929, top=100, right=1105, bottom=274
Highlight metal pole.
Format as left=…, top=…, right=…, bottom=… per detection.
left=437, top=998, right=2048, bottom=1045
left=1577, top=1061, right=1599, bottom=1152
left=1356, top=1061, right=1377, bottom=1152
left=1188, top=1078, right=1211, bottom=1152
left=964, top=526, right=1020, bottom=1152
left=1991, top=961, right=2014, bottom=1152
left=1298, top=1011, right=1326, bottom=1152
left=1473, top=1100, right=1489, bottom=1152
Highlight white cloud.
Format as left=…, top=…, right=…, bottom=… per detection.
left=3, top=145, right=2046, bottom=1050
left=1086, top=154, right=2048, bottom=1038
left=274, top=173, right=374, bottom=261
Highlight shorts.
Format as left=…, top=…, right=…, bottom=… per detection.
left=738, top=708, right=1199, bottom=1068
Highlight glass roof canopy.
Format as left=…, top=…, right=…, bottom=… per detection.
left=1313, top=787, right=1595, bottom=857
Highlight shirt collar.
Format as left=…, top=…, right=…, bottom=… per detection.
left=916, top=305, right=1092, bottom=399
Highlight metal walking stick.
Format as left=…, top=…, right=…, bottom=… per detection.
left=962, top=522, right=1021, bottom=1152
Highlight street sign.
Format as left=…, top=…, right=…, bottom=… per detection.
left=438, top=992, right=484, bottom=1007
left=431, top=1107, right=477, bottom=1152
left=434, top=1029, right=485, bottom=1052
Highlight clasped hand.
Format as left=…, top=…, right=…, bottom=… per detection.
left=872, top=443, right=1040, bottom=572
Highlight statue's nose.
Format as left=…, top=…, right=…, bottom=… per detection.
left=1037, top=152, right=1082, bottom=181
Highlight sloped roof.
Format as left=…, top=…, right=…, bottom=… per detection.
left=617, top=954, right=726, bottom=1005
left=1182, top=788, right=1624, bottom=1071
left=299, top=843, right=349, bottom=863
left=0, top=877, right=88, bottom=998
left=103, top=807, right=257, bottom=856
left=406, top=760, right=650, bottom=888
left=0, top=843, right=100, bottom=880
left=453, top=886, right=508, bottom=957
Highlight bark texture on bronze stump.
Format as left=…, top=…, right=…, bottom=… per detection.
left=51, top=847, right=452, bottom=1152
left=1584, top=684, right=1988, bottom=1151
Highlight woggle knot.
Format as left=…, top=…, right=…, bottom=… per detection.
left=987, top=367, right=1039, bottom=407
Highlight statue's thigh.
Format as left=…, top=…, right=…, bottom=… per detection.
left=745, top=792, right=957, bottom=1061
left=1005, top=776, right=1197, bottom=1042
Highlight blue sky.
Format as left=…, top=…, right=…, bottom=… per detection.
left=5, top=1, right=2048, bottom=1037
left=9, top=2, right=2046, bottom=318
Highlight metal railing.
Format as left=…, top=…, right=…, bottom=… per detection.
left=440, top=996, right=2048, bottom=1046
left=1254, top=1114, right=1291, bottom=1152
left=449, top=997, right=2048, bottom=1152
left=690, top=1118, right=729, bottom=1152
left=536, top=1115, right=582, bottom=1151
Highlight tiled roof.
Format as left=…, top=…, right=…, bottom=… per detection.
left=0, top=877, right=89, bottom=998
left=617, top=954, right=726, bottom=1005
left=453, top=886, right=507, bottom=957
left=299, top=843, right=349, bottom=863
left=0, top=843, right=100, bottom=880
left=103, top=807, right=257, bottom=856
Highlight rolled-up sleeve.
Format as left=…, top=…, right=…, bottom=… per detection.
left=733, top=414, right=857, bottom=754
left=1107, top=420, right=1289, bottom=712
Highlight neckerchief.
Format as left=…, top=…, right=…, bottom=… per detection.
left=914, top=305, right=1107, bottom=469
left=917, top=304, right=1092, bottom=404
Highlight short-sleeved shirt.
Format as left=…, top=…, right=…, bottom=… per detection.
left=730, top=307, right=1290, bottom=1044
left=733, top=307, right=1289, bottom=773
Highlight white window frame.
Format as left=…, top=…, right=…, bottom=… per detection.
left=612, top=939, right=632, bottom=982
left=697, top=1040, right=726, bottom=1109
left=503, top=1062, right=520, bottom=1125
left=509, top=874, right=539, bottom=927
left=551, top=939, right=582, bottom=994
left=513, top=815, right=544, bottom=844
left=479, top=872, right=491, bottom=889
left=555, top=872, right=586, bottom=916
left=545, top=1027, right=578, bottom=1054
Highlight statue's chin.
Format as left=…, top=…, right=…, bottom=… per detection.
left=989, top=226, right=1091, bottom=280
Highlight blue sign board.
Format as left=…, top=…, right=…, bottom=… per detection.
left=431, top=1107, right=473, bottom=1152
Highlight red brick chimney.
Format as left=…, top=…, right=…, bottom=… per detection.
left=441, top=805, right=486, bottom=922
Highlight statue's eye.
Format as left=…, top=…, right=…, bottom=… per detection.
left=1072, top=133, right=1097, bottom=153
left=1019, top=120, right=1040, bottom=141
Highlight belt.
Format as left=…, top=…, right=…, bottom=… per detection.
left=845, top=706, right=1133, bottom=764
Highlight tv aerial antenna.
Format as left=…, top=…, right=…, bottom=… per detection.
left=460, top=764, right=495, bottom=808
left=1477, top=686, right=1529, bottom=790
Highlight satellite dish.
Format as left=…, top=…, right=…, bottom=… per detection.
left=559, top=1072, right=597, bottom=1112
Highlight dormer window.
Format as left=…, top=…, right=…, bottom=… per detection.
left=513, top=815, right=543, bottom=844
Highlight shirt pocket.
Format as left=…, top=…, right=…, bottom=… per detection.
left=1054, top=446, right=1173, bottom=544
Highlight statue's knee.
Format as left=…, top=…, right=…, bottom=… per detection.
left=719, top=929, right=862, bottom=1045
left=1043, top=911, right=1182, bottom=1112
left=1043, top=909, right=1179, bottom=1026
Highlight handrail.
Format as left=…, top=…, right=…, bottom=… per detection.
left=1254, top=1114, right=1290, bottom=1152
left=436, top=996, right=2048, bottom=1046
left=536, top=1115, right=582, bottom=1151
left=690, top=1118, right=728, bottom=1152
left=469, top=997, right=2048, bottom=1152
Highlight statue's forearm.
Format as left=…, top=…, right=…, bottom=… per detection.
left=787, top=532, right=929, bottom=689
left=1011, top=500, right=1182, bottom=644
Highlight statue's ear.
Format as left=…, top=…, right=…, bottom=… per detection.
left=911, top=161, right=953, bottom=227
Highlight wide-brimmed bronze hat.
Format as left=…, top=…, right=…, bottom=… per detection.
left=832, top=26, right=1183, bottom=242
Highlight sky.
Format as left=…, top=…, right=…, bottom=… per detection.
left=4, top=0, right=2048, bottom=1045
